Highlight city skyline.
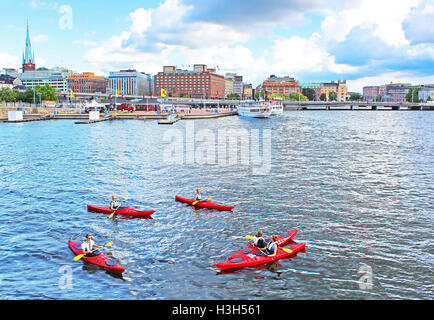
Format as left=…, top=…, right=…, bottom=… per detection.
left=1, top=0, right=434, bottom=93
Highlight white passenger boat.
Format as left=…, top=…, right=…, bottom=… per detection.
left=270, top=99, right=283, bottom=116
left=237, top=100, right=271, bottom=118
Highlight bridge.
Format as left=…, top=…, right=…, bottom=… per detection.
left=65, top=93, right=433, bottom=110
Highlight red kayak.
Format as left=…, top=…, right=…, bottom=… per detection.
left=68, top=240, right=125, bottom=274
left=175, top=196, right=234, bottom=211
left=214, top=230, right=305, bottom=271
left=87, top=205, right=155, bottom=218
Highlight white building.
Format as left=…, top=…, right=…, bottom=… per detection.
left=107, top=69, right=152, bottom=96
left=418, top=85, right=434, bottom=102
left=17, top=67, right=74, bottom=94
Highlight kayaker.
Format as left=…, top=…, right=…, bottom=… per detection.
left=81, top=234, right=102, bottom=257
left=194, top=188, right=205, bottom=202
left=265, top=235, right=279, bottom=257
left=253, top=230, right=267, bottom=250
left=110, top=195, right=122, bottom=210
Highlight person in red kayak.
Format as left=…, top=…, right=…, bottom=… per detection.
left=253, top=230, right=267, bottom=250
left=110, top=195, right=123, bottom=210
left=81, top=234, right=102, bottom=257
left=265, top=235, right=279, bottom=257
left=194, top=188, right=206, bottom=202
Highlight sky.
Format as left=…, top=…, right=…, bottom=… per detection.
left=1, top=0, right=434, bottom=92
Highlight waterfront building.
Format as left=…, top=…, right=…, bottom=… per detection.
left=1, top=68, right=19, bottom=77
left=257, top=75, right=300, bottom=98
left=320, top=80, right=347, bottom=102
left=154, top=64, right=226, bottom=99
left=224, top=77, right=234, bottom=98
left=418, top=85, right=434, bottom=102
left=243, top=83, right=253, bottom=100
left=108, top=70, right=152, bottom=97
left=17, top=67, right=74, bottom=94
left=225, top=73, right=244, bottom=98
left=68, top=72, right=107, bottom=94
left=301, top=83, right=321, bottom=101
left=383, top=83, right=411, bottom=102
left=363, top=85, right=386, bottom=102
left=0, top=74, right=22, bottom=89
left=22, top=22, right=36, bottom=72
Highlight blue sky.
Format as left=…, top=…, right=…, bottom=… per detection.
left=1, top=0, right=434, bottom=92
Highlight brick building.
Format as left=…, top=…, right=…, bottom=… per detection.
left=256, top=75, right=300, bottom=98
left=154, top=64, right=226, bottom=98
left=68, top=72, right=107, bottom=94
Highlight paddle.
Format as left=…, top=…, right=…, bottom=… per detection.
left=108, top=195, right=129, bottom=219
left=73, top=241, right=114, bottom=261
left=192, top=197, right=212, bottom=206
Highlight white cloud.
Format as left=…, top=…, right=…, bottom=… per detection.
left=269, top=33, right=359, bottom=75
left=0, top=53, right=19, bottom=69
left=33, top=34, right=48, bottom=43
left=321, top=0, right=421, bottom=46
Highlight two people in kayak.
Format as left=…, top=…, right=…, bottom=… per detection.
left=81, top=234, right=102, bottom=257
left=253, top=231, right=279, bottom=257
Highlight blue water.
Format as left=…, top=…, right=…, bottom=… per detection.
left=0, top=111, right=432, bottom=299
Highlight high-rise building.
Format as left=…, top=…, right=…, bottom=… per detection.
left=225, top=73, right=244, bottom=98
left=68, top=72, right=107, bottom=94
left=108, top=70, right=152, bottom=96
left=257, top=75, right=300, bottom=98
left=154, top=64, right=226, bottom=98
left=22, top=22, right=36, bottom=72
left=224, top=77, right=234, bottom=98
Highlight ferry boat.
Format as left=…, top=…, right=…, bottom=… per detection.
left=237, top=100, right=271, bottom=118
left=270, top=99, right=284, bottom=116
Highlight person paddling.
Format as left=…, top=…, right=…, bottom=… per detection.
left=81, top=234, right=102, bottom=257
left=194, top=188, right=205, bottom=202
left=265, top=235, right=279, bottom=257
left=110, top=195, right=122, bottom=210
left=253, top=230, right=267, bottom=250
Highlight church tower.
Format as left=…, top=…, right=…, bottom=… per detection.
left=22, top=21, right=36, bottom=72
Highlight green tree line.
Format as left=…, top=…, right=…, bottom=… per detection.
left=0, top=85, right=58, bottom=103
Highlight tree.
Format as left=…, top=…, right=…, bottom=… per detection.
left=255, top=91, right=265, bottom=100
left=428, top=96, right=432, bottom=101
left=320, top=93, right=327, bottom=101
left=287, top=91, right=308, bottom=102
left=268, top=93, right=286, bottom=101
left=406, top=87, right=421, bottom=103
left=349, top=92, right=363, bottom=101
left=227, top=93, right=240, bottom=99
left=302, top=88, right=316, bottom=101
left=329, top=91, right=338, bottom=101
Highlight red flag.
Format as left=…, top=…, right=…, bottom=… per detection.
left=109, top=94, right=112, bottom=99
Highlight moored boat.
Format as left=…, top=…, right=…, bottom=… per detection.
left=270, top=99, right=284, bottom=115
left=237, top=100, right=271, bottom=118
